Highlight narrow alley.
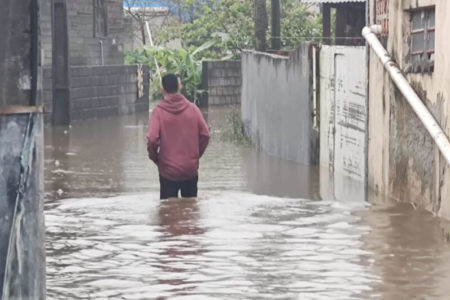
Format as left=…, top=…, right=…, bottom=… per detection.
left=44, top=107, right=450, bottom=299
left=3, top=0, right=450, bottom=299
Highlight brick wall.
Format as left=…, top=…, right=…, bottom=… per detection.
left=68, top=0, right=124, bottom=66
left=43, top=67, right=53, bottom=119
left=43, top=65, right=149, bottom=122
left=40, top=0, right=52, bottom=67
left=40, top=0, right=124, bottom=67
left=201, top=60, right=241, bottom=106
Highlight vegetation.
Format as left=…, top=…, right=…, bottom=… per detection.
left=222, top=107, right=250, bottom=144
left=254, top=0, right=268, bottom=51
left=156, top=0, right=254, bottom=57
left=125, top=41, right=216, bottom=103
left=155, top=0, right=321, bottom=54
left=124, top=0, right=322, bottom=102
left=279, top=1, right=322, bottom=48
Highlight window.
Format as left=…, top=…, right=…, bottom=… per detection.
left=410, top=8, right=435, bottom=72
left=94, top=0, right=107, bottom=37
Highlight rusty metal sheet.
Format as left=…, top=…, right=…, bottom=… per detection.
left=376, top=0, right=389, bottom=34
left=0, top=106, right=43, bottom=115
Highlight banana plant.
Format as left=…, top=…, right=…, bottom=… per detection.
left=141, top=40, right=216, bottom=103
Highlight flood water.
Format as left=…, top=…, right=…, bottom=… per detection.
left=44, top=106, right=450, bottom=299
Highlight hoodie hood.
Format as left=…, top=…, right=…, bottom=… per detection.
left=157, top=93, right=190, bottom=115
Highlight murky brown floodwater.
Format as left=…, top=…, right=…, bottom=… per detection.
left=45, top=106, right=450, bottom=299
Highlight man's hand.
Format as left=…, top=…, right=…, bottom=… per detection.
left=147, top=146, right=159, bottom=165
left=147, top=108, right=161, bottom=165
left=148, top=153, right=158, bottom=164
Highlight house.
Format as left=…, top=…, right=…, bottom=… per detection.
left=293, top=1, right=369, bottom=197
left=367, top=0, right=450, bottom=218
left=302, top=0, right=366, bottom=45
left=41, top=0, right=125, bottom=67
left=40, top=0, right=149, bottom=124
left=241, top=1, right=370, bottom=189
left=123, top=6, right=181, bottom=50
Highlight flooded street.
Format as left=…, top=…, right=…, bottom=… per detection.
left=44, top=107, right=450, bottom=299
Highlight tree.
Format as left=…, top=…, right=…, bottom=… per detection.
left=254, top=0, right=268, bottom=51
left=146, top=0, right=321, bottom=54
left=271, top=0, right=281, bottom=50
left=156, top=0, right=254, bottom=56
left=279, top=0, right=322, bottom=49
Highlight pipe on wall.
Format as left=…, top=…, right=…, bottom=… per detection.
left=362, top=25, right=450, bottom=166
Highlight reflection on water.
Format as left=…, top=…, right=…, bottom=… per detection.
left=45, top=107, right=450, bottom=299
left=362, top=199, right=450, bottom=298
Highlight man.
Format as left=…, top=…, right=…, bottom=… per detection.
left=147, top=73, right=210, bottom=199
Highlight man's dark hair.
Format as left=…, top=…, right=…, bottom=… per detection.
left=162, top=73, right=179, bottom=94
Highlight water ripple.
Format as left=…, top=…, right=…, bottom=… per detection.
left=45, top=192, right=377, bottom=299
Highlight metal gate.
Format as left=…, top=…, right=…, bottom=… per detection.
left=319, top=46, right=367, bottom=197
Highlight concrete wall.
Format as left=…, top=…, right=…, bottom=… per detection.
left=241, top=45, right=318, bottom=165
left=0, top=1, right=45, bottom=297
left=202, top=60, right=242, bottom=106
left=43, top=65, right=149, bottom=122
left=40, top=0, right=124, bottom=67
left=0, top=113, right=45, bottom=299
left=40, top=0, right=52, bottom=67
left=0, top=2, right=36, bottom=107
left=368, top=0, right=450, bottom=218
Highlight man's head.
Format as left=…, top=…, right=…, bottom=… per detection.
left=162, top=73, right=181, bottom=94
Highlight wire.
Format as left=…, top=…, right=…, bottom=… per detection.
left=269, top=36, right=367, bottom=39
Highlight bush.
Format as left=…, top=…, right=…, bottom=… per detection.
left=222, top=107, right=250, bottom=145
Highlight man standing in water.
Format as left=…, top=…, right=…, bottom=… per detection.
left=147, top=73, right=210, bottom=199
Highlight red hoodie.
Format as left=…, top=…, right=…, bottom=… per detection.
left=147, top=93, right=210, bottom=181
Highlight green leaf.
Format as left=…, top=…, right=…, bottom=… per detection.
left=192, top=40, right=216, bottom=57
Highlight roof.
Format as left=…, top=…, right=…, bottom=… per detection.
left=301, top=0, right=365, bottom=3
left=124, top=1, right=168, bottom=8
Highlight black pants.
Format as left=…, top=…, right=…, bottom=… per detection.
left=159, top=175, right=198, bottom=199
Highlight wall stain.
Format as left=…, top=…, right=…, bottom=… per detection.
left=390, top=80, right=446, bottom=213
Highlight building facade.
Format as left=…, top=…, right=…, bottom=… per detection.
left=41, top=0, right=149, bottom=124
left=41, top=0, right=125, bottom=67
left=302, top=0, right=366, bottom=45
left=367, top=0, right=450, bottom=218
left=123, top=6, right=181, bottom=51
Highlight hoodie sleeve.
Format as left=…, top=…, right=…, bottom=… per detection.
left=147, top=109, right=161, bottom=164
left=196, top=106, right=210, bottom=158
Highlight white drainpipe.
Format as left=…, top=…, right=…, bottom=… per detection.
left=362, top=25, right=450, bottom=166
